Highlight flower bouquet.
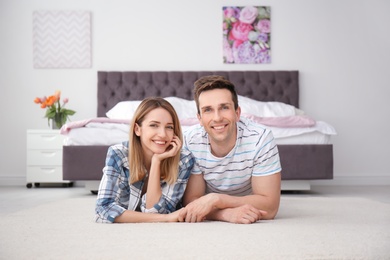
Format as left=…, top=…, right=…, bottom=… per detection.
left=34, top=90, right=76, bottom=129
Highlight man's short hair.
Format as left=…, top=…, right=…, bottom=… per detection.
left=193, top=75, right=239, bottom=114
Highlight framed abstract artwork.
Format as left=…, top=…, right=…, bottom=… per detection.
left=223, top=6, right=271, bottom=64
left=33, top=10, right=91, bottom=68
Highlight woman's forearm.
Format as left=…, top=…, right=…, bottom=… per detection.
left=145, top=159, right=163, bottom=208
left=114, top=210, right=176, bottom=223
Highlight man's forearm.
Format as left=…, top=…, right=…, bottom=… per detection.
left=209, top=193, right=279, bottom=219
left=205, top=206, right=266, bottom=224
left=205, top=207, right=229, bottom=221
left=210, top=193, right=257, bottom=209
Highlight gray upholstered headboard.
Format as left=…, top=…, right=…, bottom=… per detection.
left=97, top=71, right=299, bottom=117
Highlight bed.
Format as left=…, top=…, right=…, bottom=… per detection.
left=62, top=71, right=335, bottom=191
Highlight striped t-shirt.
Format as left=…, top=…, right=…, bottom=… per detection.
left=183, top=117, right=281, bottom=196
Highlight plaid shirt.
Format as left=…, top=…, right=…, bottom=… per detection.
left=95, top=141, right=194, bottom=223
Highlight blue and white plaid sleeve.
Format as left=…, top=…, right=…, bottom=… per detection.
left=95, top=144, right=130, bottom=223
left=140, top=149, right=195, bottom=214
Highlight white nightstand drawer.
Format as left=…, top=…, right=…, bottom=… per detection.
left=26, top=129, right=69, bottom=187
left=27, top=132, right=64, bottom=149
left=26, top=166, right=64, bottom=182
left=27, top=150, right=63, bottom=165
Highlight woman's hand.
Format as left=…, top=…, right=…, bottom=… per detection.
left=165, top=208, right=185, bottom=222
left=153, top=135, right=182, bottom=162
left=146, top=136, right=181, bottom=208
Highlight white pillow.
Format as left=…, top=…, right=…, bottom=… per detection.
left=106, top=97, right=197, bottom=120
left=238, top=95, right=297, bottom=117
left=106, top=96, right=299, bottom=120
left=106, top=100, right=142, bottom=119
left=164, top=97, right=197, bottom=120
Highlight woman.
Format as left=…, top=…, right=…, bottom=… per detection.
left=95, top=97, right=194, bottom=223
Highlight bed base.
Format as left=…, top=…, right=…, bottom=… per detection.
left=63, top=144, right=333, bottom=191
left=81, top=180, right=311, bottom=193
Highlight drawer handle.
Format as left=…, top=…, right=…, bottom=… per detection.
left=40, top=168, right=56, bottom=173
left=41, top=135, right=58, bottom=140
left=40, top=152, right=57, bottom=157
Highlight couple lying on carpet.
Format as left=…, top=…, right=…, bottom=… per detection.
left=95, top=75, right=281, bottom=224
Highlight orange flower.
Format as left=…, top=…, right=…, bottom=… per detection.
left=54, top=90, right=61, bottom=100
left=45, top=95, right=56, bottom=106
left=34, top=90, right=76, bottom=128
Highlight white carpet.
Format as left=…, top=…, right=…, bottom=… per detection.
left=1, top=194, right=389, bottom=259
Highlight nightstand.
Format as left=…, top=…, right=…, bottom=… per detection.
left=26, top=129, right=72, bottom=188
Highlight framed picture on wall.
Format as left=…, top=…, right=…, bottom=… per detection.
left=33, top=10, right=91, bottom=69
left=223, top=6, right=271, bottom=64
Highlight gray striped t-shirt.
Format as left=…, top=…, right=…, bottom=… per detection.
left=184, top=117, right=281, bottom=196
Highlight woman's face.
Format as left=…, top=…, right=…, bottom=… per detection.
left=134, top=107, right=175, bottom=159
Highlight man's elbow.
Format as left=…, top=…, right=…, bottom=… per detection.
left=263, top=206, right=279, bottom=220
left=263, top=211, right=278, bottom=220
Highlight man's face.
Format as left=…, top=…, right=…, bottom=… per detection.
left=197, top=88, right=240, bottom=147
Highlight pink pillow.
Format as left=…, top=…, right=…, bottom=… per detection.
left=241, top=114, right=316, bottom=128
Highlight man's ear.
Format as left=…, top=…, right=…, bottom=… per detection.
left=236, top=106, right=241, bottom=122
left=134, top=123, right=141, bottom=136
left=197, top=113, right=203, bottom=126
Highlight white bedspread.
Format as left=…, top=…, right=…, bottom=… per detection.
left=62, top=117, right=337, bottom=146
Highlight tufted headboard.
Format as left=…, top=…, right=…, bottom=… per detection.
left=97, top=71, right=299, bottom=117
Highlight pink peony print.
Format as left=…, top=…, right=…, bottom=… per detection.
left=229, top=21, right=253, bottom=42
left=239, top=6, right=258, bottom=24
left=223, top=6, right=271, bottom=64
left=256, top=19, right=271, bottom=33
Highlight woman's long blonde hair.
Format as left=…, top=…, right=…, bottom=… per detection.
left=128, top=97, right=182, bottom=185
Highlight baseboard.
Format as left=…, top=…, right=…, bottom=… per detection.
left=310, top=176, right=390, bottom=186
left=281, top=180, right=311, bottom=190
left=0, top=175, right=25, bottom=186
left=1, top=175, right=390, bottom=187
left=0, top=175, right=84, bottom=187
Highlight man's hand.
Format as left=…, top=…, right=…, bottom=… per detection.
left=219, top=205, right=267, bottom=224
left=178, top=194, right=218, bottom=222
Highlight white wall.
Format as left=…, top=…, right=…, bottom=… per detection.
left=1, top=0, right=389, bottom=185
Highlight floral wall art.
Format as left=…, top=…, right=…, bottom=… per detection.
left=223, top=6, right=271, bottom=64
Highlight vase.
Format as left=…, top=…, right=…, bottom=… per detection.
left=50, top=119, right=60, bottom=129
left=49, top=113, right=66, bottom=129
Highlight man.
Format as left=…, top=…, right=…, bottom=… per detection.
left=179, top=75, right=281, bottom=224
